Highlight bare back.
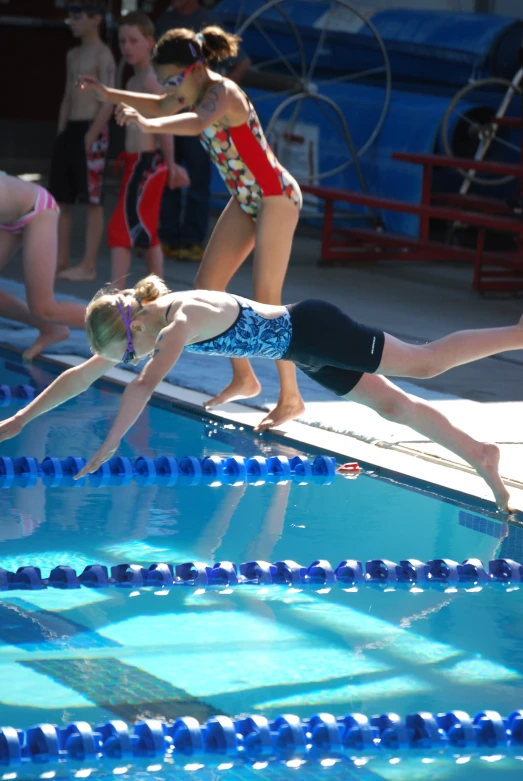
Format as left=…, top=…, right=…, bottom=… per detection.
left=164, top=289, right=287, bottom=344
left=68, top=42, right=115, bottom=120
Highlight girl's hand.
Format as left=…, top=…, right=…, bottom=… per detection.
left=168, top=164, right=190, bottom=189
left=77, top=74, right=107, bottom=98
left=115, top=103, right=149, bottom=130
left=74, top=439, right=120, bottom=480
left=0, top=415, right=24, bottom=443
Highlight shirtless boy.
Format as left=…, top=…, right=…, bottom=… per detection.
left=107, top=12, right=189, bottom=287
left=49, top=1, right=116, bottom=281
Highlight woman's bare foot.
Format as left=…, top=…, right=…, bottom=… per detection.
left=255, top=394, right=306, bottom=432
left=22, top=325, right=70, bottom=361
left=205, top=376, right=262, bottom=409
left=474, top=442, right=512, bottom=512
left=56, top=264, right=96, bottom=282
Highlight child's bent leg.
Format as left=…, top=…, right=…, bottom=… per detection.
left=252, top=197, right=304, bottom=431
left=345, top=373, right=511, bottom=511
left=378, top=323, right=523, bottom=379
left=57, top=204, right=102, bottom=281
left=22, top=210, right=86, bottom=357
left=111, top=247, right=132, bottom=288
left=144, top=244, right=163, bottom=279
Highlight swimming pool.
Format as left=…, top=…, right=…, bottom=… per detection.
left=0, top=348, right=522, bottom=780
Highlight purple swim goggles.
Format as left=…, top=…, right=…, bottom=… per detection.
left=116, top=300, right=136, bottom=364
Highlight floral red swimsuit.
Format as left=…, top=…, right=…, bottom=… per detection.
left=198, top=99, right=302, bottom=220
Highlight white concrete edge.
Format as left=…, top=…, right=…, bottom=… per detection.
left=42, top=352, right=523, bottom=515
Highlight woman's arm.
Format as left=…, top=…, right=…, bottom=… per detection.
left=78, top=75, right=180, bottom=118
left=75, top=315, right=193, bottom=477
left=0, top=355, right=115, bottom=442
left=115, top=81, right=234, bottom=136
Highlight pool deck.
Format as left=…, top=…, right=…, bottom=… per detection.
left=1, top=161, right=523, bottom=515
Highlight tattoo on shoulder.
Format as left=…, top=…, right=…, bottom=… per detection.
left=200, top=86, right=221, bottom=114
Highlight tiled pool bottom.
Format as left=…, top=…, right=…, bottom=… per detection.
left=0, top=351, right=523, bottom=779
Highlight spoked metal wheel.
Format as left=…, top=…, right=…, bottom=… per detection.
left=234, top=0, right=392, bottom=180
left=441, top=72, right=523, bottom=189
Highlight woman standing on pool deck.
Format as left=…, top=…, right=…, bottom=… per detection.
left=0, top=275, right=521, bottom=512
left=78, top=24, right=304, bottom=433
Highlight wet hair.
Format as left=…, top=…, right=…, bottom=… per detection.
left=153, top=25, right=241, bottom=67
left=118, top=11, right=155, bottom=39
left=85, top=275, right=169, bottom=354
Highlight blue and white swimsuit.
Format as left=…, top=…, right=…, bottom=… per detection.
left=184, top=295, right=292, bottom=359
left=182, top=296, right=385, bottom=397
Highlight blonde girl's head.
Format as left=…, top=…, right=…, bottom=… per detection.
left=85, top=275, right=169, bottom=359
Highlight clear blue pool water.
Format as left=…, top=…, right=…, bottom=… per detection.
left=0, top=350, right=522, bottom=780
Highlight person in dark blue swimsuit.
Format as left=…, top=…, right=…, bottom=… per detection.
left=0, top=274, right=520, bottom=512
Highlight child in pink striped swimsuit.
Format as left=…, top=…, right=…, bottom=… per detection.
left=0, top=173, right=86, bottom=360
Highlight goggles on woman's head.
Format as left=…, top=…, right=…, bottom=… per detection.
left=158, top=59, right=203, bottom=90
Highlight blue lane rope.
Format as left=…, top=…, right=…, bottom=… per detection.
left=1, top=557, right=522, bottom=591
left=0, top=454, right=337, bottom=488
left=0, top=384, right=39, bottom=406
left=0, top=709, right=522, bottom=766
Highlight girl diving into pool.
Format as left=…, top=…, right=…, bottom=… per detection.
left=0, top=275, right=519, bottom=512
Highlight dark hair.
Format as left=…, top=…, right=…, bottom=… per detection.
left=153, top=25, right=241, bottom=67
left=73, top=1, right=107, bottom=16
left=118, top=11, right=155, bottom=38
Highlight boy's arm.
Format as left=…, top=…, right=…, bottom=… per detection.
left=0, top=356, right=115, bottom=443
left=76, top=316, right=193, bottom=477
left=58, top=50, right=75, bottom=134
left=85, top=47, right=117, bottom=149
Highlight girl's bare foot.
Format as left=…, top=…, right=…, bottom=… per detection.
left=56, top=264, right=96, bottom=282
left=474, top=442, right=512, bottom=512
left=22, top=325, right=70, bottom=361
left=205, top=376, right=262, bottom=408
left=255, top=394, right=306, bottom=431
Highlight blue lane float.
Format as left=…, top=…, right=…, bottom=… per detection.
left=0, top=454, right=337, bottom=489
left=0, top=709, right=522, bottom=767
left=0, top=384, right=39, bottom=407
left=1, top=557, right=522, bottom=592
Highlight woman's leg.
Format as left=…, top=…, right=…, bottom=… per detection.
left=21, top=209, right=86, bottom=358
left=345, top=373, right=511, bottom=510
left=194, top=198, right=258, bottom=407
left=377, top=320, right=523, bottom=379
left=251, top=196, right=304, bottom=431
left=111, top=247, right=132, bottom=288
left=144, top=244, right=164, bottom=279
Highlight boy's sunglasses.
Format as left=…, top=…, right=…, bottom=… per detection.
left=158, top=59, right=203, bottom=89
left=65, top=5, right=102, bottom=19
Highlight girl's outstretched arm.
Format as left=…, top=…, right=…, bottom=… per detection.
left=115, top=81, right=232, bottom=136
left=78, top=75, right=182, bottom=118
left=0, top=355, right=115, bottom=443
left=75, top=315, right=193, bottom=477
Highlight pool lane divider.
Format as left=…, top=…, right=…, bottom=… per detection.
left=0, top=710, right=522, bottom=767
left=1, top=557, right=522, bottom=591
left=0, top=454, right=340, bottom=488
